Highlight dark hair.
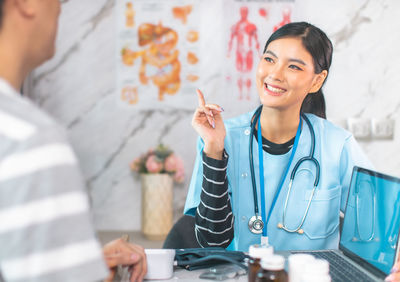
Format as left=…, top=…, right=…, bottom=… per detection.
left=263, top=22, right=333, bottom=119
left=0, top=0, right=4, bottom=29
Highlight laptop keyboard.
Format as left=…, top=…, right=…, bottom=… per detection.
left=293, top=251, right=380, bottom=282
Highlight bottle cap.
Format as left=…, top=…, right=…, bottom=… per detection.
left=303, top=259, right=330, bottom=275
left=249, top=244, right=274, bottom=259
left=288, top=253, right=315, bottom=266
left=288, top=254, right=316, bottom=282
left=260, top=255, right=285, bottom=271
left=300, top=274, right=331, bottom=282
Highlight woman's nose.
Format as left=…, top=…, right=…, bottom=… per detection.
left=268, top=64, right=284, bottom=82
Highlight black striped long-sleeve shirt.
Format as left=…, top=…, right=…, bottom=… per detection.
left=194, top=151, right=234, bottom=248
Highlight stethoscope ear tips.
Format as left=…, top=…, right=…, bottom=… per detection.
left=277, top=223, right=304, bottom=234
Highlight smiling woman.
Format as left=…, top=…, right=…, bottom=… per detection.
left=260, top=23, right=332, bottom=120
left=256, top=37, right=328, bottom=124
left=185, top=22, right=374, bottom=254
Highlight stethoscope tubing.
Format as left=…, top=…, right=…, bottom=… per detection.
left=249, top=106, right=320, bottom=235
left=249, top=106, right=263, bottom=217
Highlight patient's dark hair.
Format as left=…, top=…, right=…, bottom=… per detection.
left=0, top=0, right=4, bottom=29
left=263, top=22, right=333, bottom=119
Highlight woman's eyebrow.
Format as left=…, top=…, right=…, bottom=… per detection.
left=265, top=50, right=307, bottom=66
left=288, top=58, right=306, bottom=66
left=265, top=50, right=277, bottom=58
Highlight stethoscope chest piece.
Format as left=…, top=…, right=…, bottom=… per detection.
left=249, top=215, right=264, bottom=234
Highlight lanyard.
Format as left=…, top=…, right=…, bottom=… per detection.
left=257, top=115, right=302, bottom=237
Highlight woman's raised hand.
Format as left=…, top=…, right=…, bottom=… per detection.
left=191, top=89, right=226, bottom=160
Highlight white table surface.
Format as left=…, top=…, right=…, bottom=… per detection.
left=148, top=266, right=248, bottom=281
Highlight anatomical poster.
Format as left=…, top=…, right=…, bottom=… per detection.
left=116, top=0, right=200, bottom=109
left=224, top=0, right=295, bottom=103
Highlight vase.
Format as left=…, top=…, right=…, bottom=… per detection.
left=141, top=173, right=173, bottom=240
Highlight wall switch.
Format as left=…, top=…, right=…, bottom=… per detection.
left=347, top=118, right=371, bottom=139
left=371, top=118, right=395, bottom=139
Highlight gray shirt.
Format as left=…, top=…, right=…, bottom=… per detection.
left=0, top=78, right=108, bottom=282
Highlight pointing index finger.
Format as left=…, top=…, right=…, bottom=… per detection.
left=196, top=89, right=206, bottom=107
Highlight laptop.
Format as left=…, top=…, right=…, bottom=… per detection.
left=292, top=166, right=400, bottom=282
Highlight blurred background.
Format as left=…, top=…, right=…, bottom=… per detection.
left=25, top=0, right=400, bottom=234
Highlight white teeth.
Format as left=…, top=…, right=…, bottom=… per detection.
left=266, top=84, right=285, bottom=93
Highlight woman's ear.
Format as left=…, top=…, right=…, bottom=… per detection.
left=310, top=70, right=328, bottom=93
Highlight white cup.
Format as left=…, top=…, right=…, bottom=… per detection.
left=144, top=249, right=176, bottom=280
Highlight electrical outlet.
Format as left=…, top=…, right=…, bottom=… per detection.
left=371, top=118, right=395, bottom=139
left=347, top=118, right=371, bottom=139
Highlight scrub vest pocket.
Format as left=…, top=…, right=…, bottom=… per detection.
left=302, top=185, right=341, bottom=239
left=281, top=166, right=341, bottom=240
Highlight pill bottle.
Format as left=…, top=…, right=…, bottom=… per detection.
left=248, top=244, right=274, bottom=282
left=255, top=255, right=288, bottom=282
left=300, top=258, right=331, bottom=282
left=287, top=254, right=315, bottom=282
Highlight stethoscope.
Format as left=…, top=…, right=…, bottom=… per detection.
left=248, top=105, right=320, bottom=236
left=352, top=179, right=377, bottom=242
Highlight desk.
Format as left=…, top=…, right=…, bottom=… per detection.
left=95, top=233, right=294, bottom=281
left=96, top=231, right=287, bottom=281
left=156, top=266, right=248, bottom=281
left=164, top=252, right=290, bottom=281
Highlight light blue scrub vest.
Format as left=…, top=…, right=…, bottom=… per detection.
left=184, top=110, right=373, bottom=252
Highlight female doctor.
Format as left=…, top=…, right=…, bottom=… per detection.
left=184, top=22, right=374, bottom=252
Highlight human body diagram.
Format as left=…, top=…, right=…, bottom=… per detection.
left=228, top=7, right=260, bottom=100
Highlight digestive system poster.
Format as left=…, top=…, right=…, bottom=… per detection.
left=116, top=0, right=200, bottom=109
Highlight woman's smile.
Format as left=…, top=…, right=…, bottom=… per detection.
left=264, top=83, right=287, bottom=96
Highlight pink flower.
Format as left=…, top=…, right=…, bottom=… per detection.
left=145, top=155, right=163, bottom=173
left=174, top=168, right=185, bottom=183
left=165, top=153, right=185, bottom=182
left=165, top=154, right=180, bottom=172
left=173, top=160, right=185, bottom=183
left=130, top=157, right=141, bottom=172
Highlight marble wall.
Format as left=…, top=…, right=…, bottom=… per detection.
left=30, top=0, right=400, bottom=231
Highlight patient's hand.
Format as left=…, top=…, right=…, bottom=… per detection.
left=385, top=257, right=400, bottom=281
left=103, top=238, right=147, bottom=282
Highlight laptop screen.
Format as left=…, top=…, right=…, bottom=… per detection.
left=340, top=166, right=400, bottom=274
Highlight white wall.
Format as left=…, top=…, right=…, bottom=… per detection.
left=30, top=0, right=400, bottom=230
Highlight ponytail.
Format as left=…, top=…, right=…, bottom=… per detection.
left=300, top=89, right=326, bottom=119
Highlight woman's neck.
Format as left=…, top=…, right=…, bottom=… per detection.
left=258, top=106, right=301, bottom=144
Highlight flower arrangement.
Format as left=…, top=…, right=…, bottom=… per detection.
left=130, top=144, right=185, bottom=183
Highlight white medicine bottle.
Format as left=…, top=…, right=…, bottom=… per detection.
left=300, top=258, right=331, bottom=282
left=288, top=253, right=315, bottom=282
left=248, top=243, right=274, bottom=282
left=255, top=255, right=288, bottom=282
